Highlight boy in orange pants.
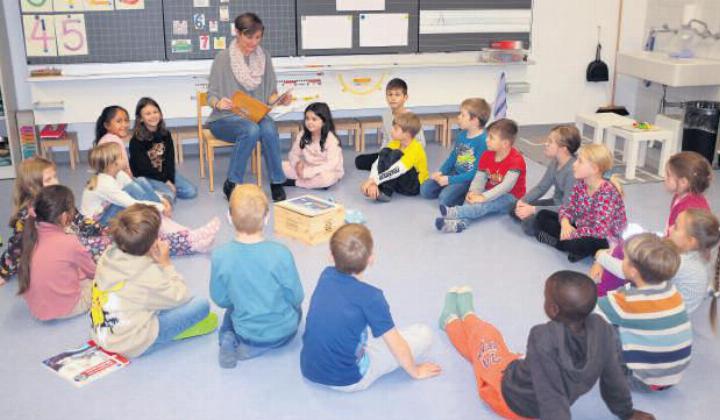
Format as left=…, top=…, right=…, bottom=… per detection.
left=439, top=272, right=655, bottom=420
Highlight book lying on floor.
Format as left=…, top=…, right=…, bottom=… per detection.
left=275, top=195, right=339, bottom=217
left=43, top=341, right=130, bottom=387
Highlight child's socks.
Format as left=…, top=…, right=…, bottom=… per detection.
left=189, top=217, right=221, bottom=253
left=435, top=217, right=467, bottom=233
left=456, top=286, right=475, bottom=318
left=439, top=288, right=460, bottom=330
left=173, top=312, right=219, bottom=341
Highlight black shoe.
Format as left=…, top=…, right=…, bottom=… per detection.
left=223, top=179, right=236, bottom=201
left=536, top=231, right=558, bottom=248
left=567, top=253, right=583, bottom=263
left=270, top=184, right=286, bottom=202
left=282, top=179, right=296, bottom=187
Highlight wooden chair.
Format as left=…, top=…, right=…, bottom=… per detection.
left=276, top=120, right=303, bottom=143
left=39, top=132, right=80, bottom=170
left=358, top=118, right=384, bottom=152
left=419, top=114, right=448, bottom=147
left=334, top=118, right=361, bottom=149
left=196, top=91, right=261, bottom=191
left=170, top=126, right=199, bottom=163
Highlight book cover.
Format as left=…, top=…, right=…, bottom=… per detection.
left=275, top=195, right=338, bottom=217
left=43, top=340, right=129, bottom=387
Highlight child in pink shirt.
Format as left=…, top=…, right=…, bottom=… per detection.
left=282, top=102, right=344, bottom=190
left=591, top=151, right=712, bottom=295
left=19, top=185, right=95, bottom=321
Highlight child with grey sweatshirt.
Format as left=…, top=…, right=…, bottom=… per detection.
left=512, top=125, right=580, bottom=236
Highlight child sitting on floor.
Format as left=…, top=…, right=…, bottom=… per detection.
left=210, top=184, right=304, bottom=368
left=355, top=78, right=427, bottom=170
left=592, top=150, right=713, bottom=295
left=435, top=118, right=526, bottom=233
left=511, top=125, right=579, bottom=237
left=301, top=224, right=440, bottom=391
left=361, top=112, right=429, bottom=202
left=19, top=186, right=95, bottom=321
left=282, top=102, right=344, bottom=190
left=535, top=144, right=626, bottom=262
left=439, top=272, right=654, bottom=420
left=596, top=233, right=690, bottom=391
left=90, top=204, right=217, bottom=358
left=421, top=98, right=489, bottom=207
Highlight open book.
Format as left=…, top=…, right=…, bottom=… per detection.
left=231, top=90, right=292, bottom=123
left=43, top=341, right=130, bottom=387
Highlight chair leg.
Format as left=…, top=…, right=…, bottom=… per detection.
left=255, top=142, right=262, bottom=187
left=251, top=146, right=258, bottom=174
left=357, top=127, right=364, bottom=152
left=171, top=132, right=180, bottom=165
left=178, top=134, right=185, bottom=163
left=199, top=134, right=206, bottom=179
left=208, top=145, right=215, bottom=192
left=625, top=140, right=639, bottom=180
left=69, top=142, right=76, bottom=170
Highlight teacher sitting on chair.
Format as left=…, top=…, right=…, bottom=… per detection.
left=207, top=12, right=292, bottom=201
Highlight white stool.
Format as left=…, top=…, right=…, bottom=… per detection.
left=605, top=126, right=675, bottom=180
left=575, top=113, right=635, bottom=145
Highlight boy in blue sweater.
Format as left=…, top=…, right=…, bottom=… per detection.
left=301, top=224, right=441, bottom=391
left=210, top=184, right=304, bottom=368
left=421, top=98, right=490, bottom=206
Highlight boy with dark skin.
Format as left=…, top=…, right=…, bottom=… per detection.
left=439, top=272, right=655, bottom=420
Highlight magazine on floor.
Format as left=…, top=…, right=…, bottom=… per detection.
left=43, top=341, right=129, bottom=387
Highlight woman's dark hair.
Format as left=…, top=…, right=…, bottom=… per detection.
left=18, top=185, right=76, bottom=295
left=133, top=97, right=169, bottom=142
left=234, top=13, right=264, bottom=37
left=300, top=102, right=337, bottom=152
left=94, top=105, right=129, bottom=146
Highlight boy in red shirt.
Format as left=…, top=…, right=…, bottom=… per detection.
left=436, top=119, right=526, bottom=233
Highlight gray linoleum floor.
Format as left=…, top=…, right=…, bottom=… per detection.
left=0, top=137, right=718, bottom=420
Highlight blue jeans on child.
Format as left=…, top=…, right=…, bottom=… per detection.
left=208, top=115, right=286, bottom=185
left=99, top=177, right=161, bottom=225
left=420, top=179, right=472, bottom=207
left=330, top=324, right=433, bottom=392
left=145, top=173, right=198, bottom=202
left=455, top=193, right=517, bottom=225
left=143, top=297, right=210, bottom=356
left=218, top=307, right=299, bottom=360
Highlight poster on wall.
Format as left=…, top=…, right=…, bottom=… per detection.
left=53, top=0, right=85, bottom=12
left=115, top=0, right=144, bottom=10
left=23, top=14, right=58, bottom=57
left=55, top=14, right=89, bottom=56
left=83, top=0, right=114, bottom=12
left=21, top=0, right=54, bottom=13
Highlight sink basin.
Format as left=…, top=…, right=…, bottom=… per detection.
left=616, top=51, right=720, bottom=87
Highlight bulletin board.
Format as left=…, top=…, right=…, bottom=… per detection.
left=418, top=0, right=532, bottom=53
left=296, top=0, right=419, bottom=56
left=19, top=0, right=166, bottom=64
left=163, top=0, right=296, bottom=61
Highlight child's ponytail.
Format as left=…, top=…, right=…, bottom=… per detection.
left=18, top=185, right=76, bottom=295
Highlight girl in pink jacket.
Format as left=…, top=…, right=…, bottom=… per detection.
left=282, top=103, right=344, bottom=190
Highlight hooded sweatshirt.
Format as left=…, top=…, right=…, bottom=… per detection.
left=90, top=244, right=190, bottom=358
left=501, top=314, right=635, bottom=420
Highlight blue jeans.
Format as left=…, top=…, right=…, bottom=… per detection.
left=99, top=178, right=161, bottom=225
left=208, top=115, right=286, bottom=185
left=420, top=179, right=472, bottom=207
left=146, top=173, right=198, bottom=202
left=455, top=193, right=517, bottom=225
left=143, top=297, right=210, bottom=356
left=219, top=307, right=298, bottom=360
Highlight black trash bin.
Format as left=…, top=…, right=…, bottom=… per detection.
left=682, top=101, right=720, bottom=165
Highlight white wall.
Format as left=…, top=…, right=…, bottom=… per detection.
left=3, top=0, right=643, bottom=149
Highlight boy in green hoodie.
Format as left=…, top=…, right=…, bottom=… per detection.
left=90, top=204, right=217, bottom=358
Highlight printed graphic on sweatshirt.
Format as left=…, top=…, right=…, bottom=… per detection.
left=454, top=143, right=477, bottom=173
left=91, top=281, right=125, bottom=333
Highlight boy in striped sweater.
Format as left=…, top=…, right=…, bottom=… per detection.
left=596, top=233, right=691, bottom=391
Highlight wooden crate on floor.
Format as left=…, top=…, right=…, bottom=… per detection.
left=274, top=195, right=345, bottom=245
